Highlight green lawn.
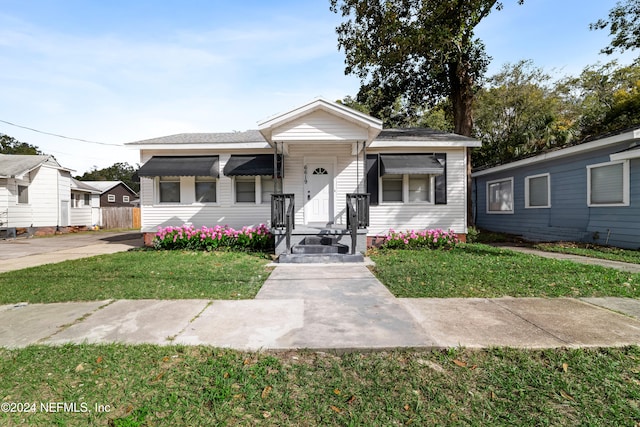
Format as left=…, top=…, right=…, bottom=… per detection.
left=369, top=244, right=640, bottom=298
left=0, top=345, right=638, bottom=426
left=0, top=250, right=272, bottom=304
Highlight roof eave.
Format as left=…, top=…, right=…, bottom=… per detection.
left=472, top=127, right=640, bottom=177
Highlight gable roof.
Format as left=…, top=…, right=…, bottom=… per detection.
left=70, top=178, right=101, bottom=194
left=80, top=180, right=137, bottom=195
left=257, top=98, right=383, bottom=144
left=126, top=130, right=266, bottom=146
left=0, top=154, right=71, bottom=179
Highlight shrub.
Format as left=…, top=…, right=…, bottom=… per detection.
left=466, top=226, right=480, bottom=243
left=378, top=228, right=459, bottom=250
left=153, top=224, right=273, bottom=252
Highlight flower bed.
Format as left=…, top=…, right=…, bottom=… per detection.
left=378, top=228, right=459, bottom=250
left=153, top=224, right=273, bottom=252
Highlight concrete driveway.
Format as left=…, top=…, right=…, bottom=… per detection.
left=0, top=231, right=143, bottom=272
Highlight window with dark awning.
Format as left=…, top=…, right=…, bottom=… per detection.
left=223, top=154, right=283, bottom=177
left=379, top=154, right=444, bottom=176
left=137, top=156, right=219, bottom=177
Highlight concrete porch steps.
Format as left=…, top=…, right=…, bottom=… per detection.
left=278, top=234, right=364, bottom=263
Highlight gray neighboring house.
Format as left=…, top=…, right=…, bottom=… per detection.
left=472, top=126, right=640, bottom=249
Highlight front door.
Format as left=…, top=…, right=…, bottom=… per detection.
left=305, top=163, right=333, bottom=224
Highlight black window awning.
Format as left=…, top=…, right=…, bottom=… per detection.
left=380, top=154, right=444, bottom=176
left=223, top=154, right=283, bottom=177
left=137, top=156, right=219, bottom=177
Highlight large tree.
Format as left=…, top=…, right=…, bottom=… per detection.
left=76, top=162, right=140, bottom=193
left=591, top=0, right=640, bottom=56
left=0, top=134, right=42, bottom=155
left=559, top=61, right=640, bottom=139
left=473, top=60, right=575, bottom=167
left=331, top=0, right=521, bottom=225
left=330, top=0, right=521, bottom=136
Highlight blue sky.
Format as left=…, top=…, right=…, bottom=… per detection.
left=0, top=0, right=635, bottom=175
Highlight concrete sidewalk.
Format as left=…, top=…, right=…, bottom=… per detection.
left=494, top=244, right=640, bottom=273
left=2, top=264, right=640, bottom=351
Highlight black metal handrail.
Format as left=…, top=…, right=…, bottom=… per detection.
left=346, top=193, right=370, bottom=228
left=346, top=193, right=369, bottom=255
left=271, top=193, right=295, bottom=253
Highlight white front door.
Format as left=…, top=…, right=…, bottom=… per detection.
left=305, top=163, right=333, bottom=224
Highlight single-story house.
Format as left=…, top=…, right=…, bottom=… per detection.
left=127, top=98, right=480, bottom=259
left=81, top=181, right=138, bottom=207
left=472, top=126, right=640, bottom=249
left=0, top=153, right=87, bottom=235
left=70, top=178, right=102, bottom=227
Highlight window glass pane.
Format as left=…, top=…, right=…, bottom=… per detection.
left=159, top=177, right=180, bottom=203
left=18, top=185, right=28, bottom=204
left=195, top=177, right=216, bottom=203
left=261, top=176, right=275, bottom=203
left=528, top=175, right=548, bottom=207
left=591, top=163, right=623, bottom=204
left=382, top=175, right=402, bottom=202
left=123, top=196, right=130, bottom=203
left=409, top=176, right=429, bottom=202
left=488, top=180, right=513, bottom=212
left=84, top=194, right=90, bottom=205
left=236, top=179, right=255, bottom=203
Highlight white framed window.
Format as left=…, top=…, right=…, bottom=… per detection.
left=525, top=173, right=550, bottom=208
left=107, top=194, right=116, bottom=203
left=260, top=176, right=275, bottom=204
left=123, top=195, right=130, bottom=203
left=17, top=185, right=28, bottom=204
left=84, top=194, right=91, bottom=206
left=234, top=177, right=255, bottom=203
left=587, top=160, right=629, bottom=207
left=381, top=174, right=435, bottom=203
left=195, top=176, right=217, bottom=203
left=382, top=174, right=403, bottom=202
left=487, top=177, right=514, bottom=214
left=408, top=175, right=432, bottom=203
left=158, top=176, right=180, bottom=203
left=71, top=192, right=80, bottom=208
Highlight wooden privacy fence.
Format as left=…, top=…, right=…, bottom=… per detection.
left=101, top=207, right=141, bottom=229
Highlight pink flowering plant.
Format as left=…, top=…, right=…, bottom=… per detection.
left=378, top=228, right=459, bottom=250
left=153, top=223, right=273, bottom=252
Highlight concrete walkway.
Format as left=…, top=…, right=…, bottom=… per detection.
left=494, top=244, right=640, bottom=273
left=0, top=231, right=143, bottom=273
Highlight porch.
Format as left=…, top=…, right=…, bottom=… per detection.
left=271, top=193, right=369, bottom=263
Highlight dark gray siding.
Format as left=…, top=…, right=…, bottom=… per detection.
left=473, top=142, right=640, bottom=249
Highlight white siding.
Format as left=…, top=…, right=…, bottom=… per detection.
left=0, top=179, right=9, bottom=225
left=70, top=206, right=92, bottom=225
left=138, top=146, right=469, bottom=236
left=283, top=144, right=364, bottom=226
left=272, top=110, right=369, bottom=141
left=2, top=166, right=66, bottom=227
left=369, top=148, right=467, bottom=236
left=140, top=149, right=274, bottom=232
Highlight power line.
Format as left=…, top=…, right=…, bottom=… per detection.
left=0, top=119, right=123, bottom=147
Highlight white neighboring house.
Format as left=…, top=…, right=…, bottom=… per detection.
left=0, top=153, right=83, bottom=234
left=127, top=98, right=480, bottom=254
left=70, top=178, right=101, bottom=227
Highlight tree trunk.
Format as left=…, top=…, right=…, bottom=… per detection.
left=449, top=62, right=476, bottom=228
